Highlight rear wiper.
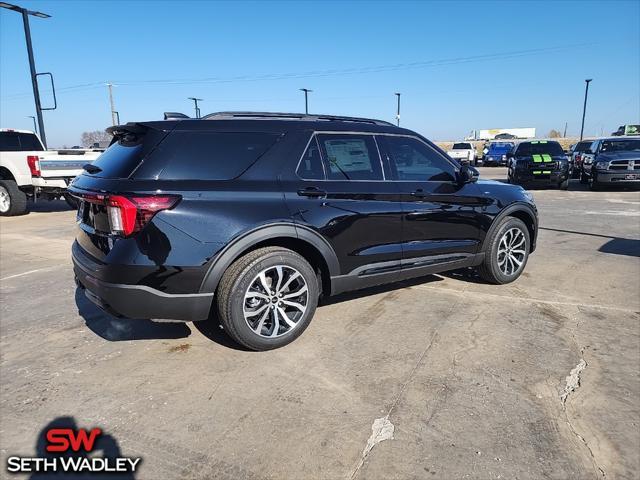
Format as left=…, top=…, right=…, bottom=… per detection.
left=83, top=164, right=102, bottom=174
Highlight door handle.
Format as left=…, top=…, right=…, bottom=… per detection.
left=410, top=188, right=426, bottom=198
left=297, top=187, right=327, bottom=198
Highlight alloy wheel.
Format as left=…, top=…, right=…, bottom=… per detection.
left=497, top=227, right=526, bottom=276
left=243, top=265, right=308, bottom=338
left=0, top=186, right=10, bottom=213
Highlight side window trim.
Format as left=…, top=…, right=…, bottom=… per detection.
left=299, top=131, right=387, bottom=182
left=378, top=134, right=458, bottom=182
left=295, top=133, right=326, bottom=181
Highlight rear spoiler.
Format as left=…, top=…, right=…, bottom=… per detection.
left=164, top=112, right=190, bottom=120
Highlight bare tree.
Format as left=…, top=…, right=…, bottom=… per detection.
left=80, top=130, right=112, bottom=148
left=548, top=129, right=562, bottom=138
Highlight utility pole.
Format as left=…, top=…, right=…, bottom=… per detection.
left=579, top=79, right=592, bottom=141
left=563, top=122, right=567, bottom=138
left=27, top=115, right=37, bottom=135
left=395, top=92, right=401, bottom=126
left=107, top=83, right=118, bottom=125
left=1, top=3, right=51, bottom=147
left=188, top=97, right=203, bottom=118
left=300, top=89, right=312, bottom=114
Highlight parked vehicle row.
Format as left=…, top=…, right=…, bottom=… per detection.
left=0, top=129, right=101, bottom=216
left=70, top=112, right=538, bottom=351
left=503, top=137, right=640, bottom=191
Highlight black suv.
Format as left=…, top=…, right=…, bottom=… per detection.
left=71, top=112, right=538, bottom=350
left=506, top=140, right=570, bottom=189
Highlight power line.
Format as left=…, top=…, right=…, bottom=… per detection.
left=1, top=44, right=592, bottom=99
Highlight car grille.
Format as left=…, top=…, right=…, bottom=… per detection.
left=608, top=160, right=639, bottom=170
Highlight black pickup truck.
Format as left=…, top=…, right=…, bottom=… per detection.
left=506, top=140, right=570, bottom=190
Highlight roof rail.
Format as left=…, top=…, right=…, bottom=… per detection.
left=201, top=111, right=394, bottom=127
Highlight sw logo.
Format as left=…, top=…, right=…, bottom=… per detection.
left=6, top=424, right=141, bottom=474
left=46, top=427, right=102, bottom=452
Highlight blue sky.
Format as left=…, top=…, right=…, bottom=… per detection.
left=1, top=0, right=639, bottom=147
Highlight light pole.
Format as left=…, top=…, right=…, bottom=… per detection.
left=107, top=83, right=118, bottom=125
left=579, top=79, right=592, bottom=141
left=27, top=115, right=37, bottom=135
left=188, top=97, right=203, bottom=118
left=300, top=88, right=312, bottom=114
left=395, top=93, right=401, bottom=126
left=0, top=2, right=51, bottom=148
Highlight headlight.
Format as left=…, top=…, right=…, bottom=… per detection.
left=523, top=190, right=535, bottom=203
left=501, top=154, right=507, bottom=161
left=595, top=161, right=609, bottom=170
left=488, top=156, right=494, bottom=161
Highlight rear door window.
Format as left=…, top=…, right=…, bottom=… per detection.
left=297, top=135, right=325, bottom=180
left=156, top=131, right=281, bottom=180
left=315, top=134, right=383, bottom=180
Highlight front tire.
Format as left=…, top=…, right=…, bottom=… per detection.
left=477, top=216, right=530, bottom=284
left=216, top=247, right=319, bottom=351
left=559, top=178, right=569, bottom=190
left=0, top=180, right=28, bottom=216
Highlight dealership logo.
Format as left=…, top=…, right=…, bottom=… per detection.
left=6, top=425, right=141, bottom=474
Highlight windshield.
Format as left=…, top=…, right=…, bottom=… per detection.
left=487, top=142, right=514, bottom=153
left=452, top=143, right=472, bottom=149
left=515, top=141, right=564, bottom=156
left=575, top=141, right=592, bottom=152
left=600, top=139, right=640, bottom=153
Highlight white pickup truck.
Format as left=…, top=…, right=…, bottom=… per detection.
left=0, top=129, right=101, bottom=216
left=447, top=142, right=478, bottom=165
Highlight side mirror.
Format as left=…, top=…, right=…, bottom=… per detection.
left=458, top=164, right=479, bottom=184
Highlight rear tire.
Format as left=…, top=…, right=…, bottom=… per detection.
left=477, top=216, right=530, bottom=284
left=0, top=180, right=28, bottom=216
left=216, top=247, right=319, bottom=351
left=559, top=178, right=569, bottom=190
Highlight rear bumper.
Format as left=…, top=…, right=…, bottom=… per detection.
left=72, top=242, right=213, bottom=321
left=32, top=177, right=74, bottom=189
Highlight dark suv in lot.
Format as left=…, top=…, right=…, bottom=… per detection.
left=506, top=140, right=570, bottom=189
left=71, top=112, right=538, bottom=350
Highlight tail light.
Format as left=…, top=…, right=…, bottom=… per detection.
left=106, top=195, right=180, bottom=236
left=79, top=193, right=180, bottom=236
left=27, top=155, right=41, bottom=176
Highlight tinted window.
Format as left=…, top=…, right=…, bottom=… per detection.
left=156, top=131, right=280, bottom=180
left=89, top=129, right=165, bottom=179
left=297, top=135, right=324, bottom=180
left=0, top=132, right=44, bottom=152
left=515, top=141, right=564, bottom=156
left=600, top=139, right=640, bottom=152
left=316, top=134, right=382, bottom=180
left=575, top=141, right=592, bottom=152
left=382, top=136, right=455, bottom=181
left=452, top=143, right=472, bottom=149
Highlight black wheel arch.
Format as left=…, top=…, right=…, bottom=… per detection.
left=199, top=223, right=340, bottom=296
left=482, top=203, right=538, bottom=254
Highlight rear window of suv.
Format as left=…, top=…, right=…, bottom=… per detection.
left=154, top=131, right=280, bottom=180
left=89, top=129, right=280, bottom=180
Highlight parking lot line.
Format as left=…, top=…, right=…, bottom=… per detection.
left=0, top=265, right=63, bottom=282
left=416, top=284, right=639, bottom=314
